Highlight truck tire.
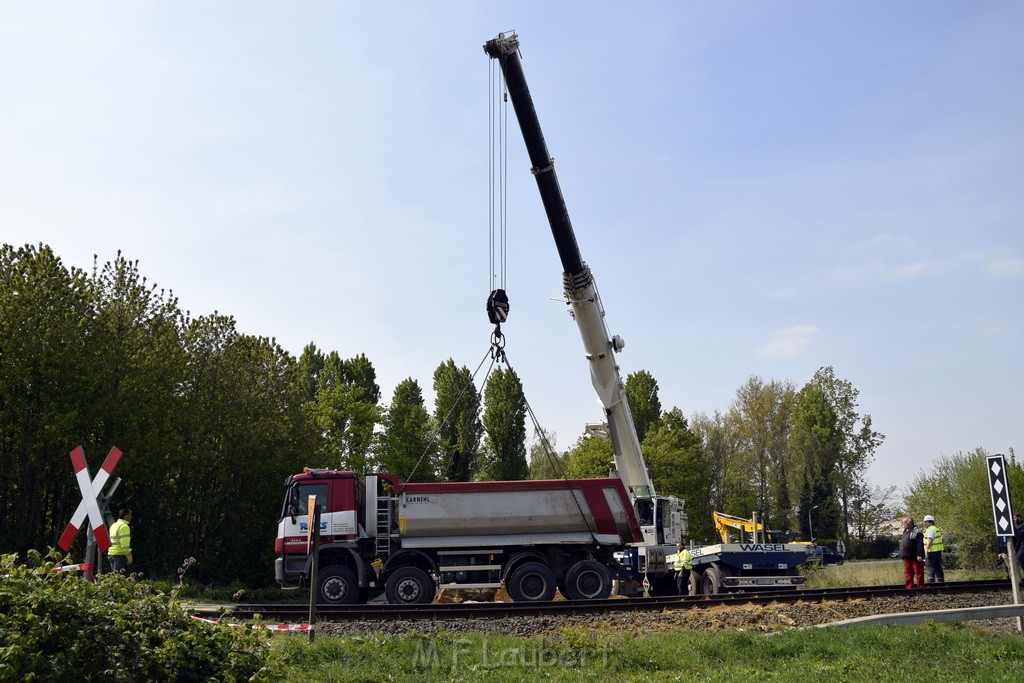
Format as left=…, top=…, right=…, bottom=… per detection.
left=317, top=565, right=360, bottom=605
left=563, top=560, right=612, bottom=600
left=385, top=566, right=435, bottom=605
left=700, top=566, right=722, bottom=595
left=506, top=562, right=557, bottom=602
left=688, top=569, right=702, bottom=595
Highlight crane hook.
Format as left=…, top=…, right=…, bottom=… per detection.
left=490, top=324, right=507, bottom=364
left=486, top=288, right=509, bottom=324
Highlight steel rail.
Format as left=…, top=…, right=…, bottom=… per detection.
left=190, top=579, right=1011, bottom=623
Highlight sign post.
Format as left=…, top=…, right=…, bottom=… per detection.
left=986, top=453, right=1021, bottom=632
left=306, top=498, right=321, bottom=644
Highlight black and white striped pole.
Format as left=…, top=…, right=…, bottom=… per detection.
left=987, top=453, right=1021, bottom=632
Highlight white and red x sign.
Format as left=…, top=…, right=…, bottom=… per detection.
left=57, top=446, right=122, bottom=552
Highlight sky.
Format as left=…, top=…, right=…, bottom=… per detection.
left=1, top=2, right=1021, bottom=497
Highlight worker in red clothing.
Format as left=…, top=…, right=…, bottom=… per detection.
left=899, top=516, right=925, bottom=589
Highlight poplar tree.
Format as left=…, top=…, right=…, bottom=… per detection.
left=376, top=378, right=436, bottom=481
left=625, top=370, right=662, bottom=443
left=481, top=367, right=528, bottom=481
left=432, top=359, right=482, bottom=482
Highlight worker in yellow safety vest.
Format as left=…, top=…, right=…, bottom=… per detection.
left=108, top=508, right=133, bottom=575
left=674, top=542, right=693, bottom=596
left=922, top=514, right=945, bottom=583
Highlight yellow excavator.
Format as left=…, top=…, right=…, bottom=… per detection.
left=713, top=511, right=801, bottom=545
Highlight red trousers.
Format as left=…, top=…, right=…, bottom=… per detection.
left=902, top=557, right=924, bottom=588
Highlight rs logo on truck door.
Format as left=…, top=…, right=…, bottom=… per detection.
left=299, top=521, right=328, bottom=533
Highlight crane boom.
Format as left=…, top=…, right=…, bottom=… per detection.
left=483, top=33, right=657, bottom=505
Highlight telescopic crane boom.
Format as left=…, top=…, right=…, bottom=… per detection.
left=484, top=32, right=681, bottom=547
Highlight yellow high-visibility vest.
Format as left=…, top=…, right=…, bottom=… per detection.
left=926, top=525, right=944, bottom=552
left=674, top=549, right=693, bottom=571
left=109, top=519, right=132, bottom=556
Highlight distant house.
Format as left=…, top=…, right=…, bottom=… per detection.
left=876, top=518, right=904, bottom=537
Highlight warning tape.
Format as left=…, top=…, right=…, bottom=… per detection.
left=190, top=615, right=310, bottom=632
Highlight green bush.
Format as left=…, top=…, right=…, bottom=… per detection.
left=0, top=550, right=281, bottom=681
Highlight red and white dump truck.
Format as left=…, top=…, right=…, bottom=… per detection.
left=275, top=471, right=644, bottom=604
left=275, top=32, right=805, bottom=603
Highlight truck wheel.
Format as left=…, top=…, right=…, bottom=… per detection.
left=701, top=566, right=722, bottom=595
left=317, top=565, right=359, bottom=605
left=688, top=569, right=702, bottom=595
left=563, top=561, right=612, bottom=600
left=506, top=562, right=557, bottom=602
left=385, top=566, right=435, bottom=605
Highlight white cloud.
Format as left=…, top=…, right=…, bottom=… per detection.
left=829, top=248, right=1021, bottom=285
left=755, top=324, right=819, bottom=360
left=985, top=258, right=1024, bottom=277
left=888, top=258, right=956, bottom=280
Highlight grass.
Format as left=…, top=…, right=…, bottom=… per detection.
left=164, top=581, right=313, bottom=604
left=802, top=558, right=1006, bottom=589
left=251, top=562, right=1024, bottom=681
left=264, top=622, right=1024, bottom=682
left=157, top=561, right=1022, bottom=679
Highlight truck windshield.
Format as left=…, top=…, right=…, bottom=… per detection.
left=286, top=482, right=328, bottom=517
left=635, top=498, right=654, bottom=526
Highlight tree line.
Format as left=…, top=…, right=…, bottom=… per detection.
left=2, top=244, right=894, bottom=584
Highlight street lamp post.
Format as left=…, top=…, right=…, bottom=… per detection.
left=809, top=505, right=819, bottom=543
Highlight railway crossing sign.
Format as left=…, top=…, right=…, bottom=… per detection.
left=58, top=446, right=123, bottom=552
left=986, top=454, right=1015, bottom=537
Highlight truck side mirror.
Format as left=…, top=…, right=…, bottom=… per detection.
left=288, top=504, right=297, bottom=522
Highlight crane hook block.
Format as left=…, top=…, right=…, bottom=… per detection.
left=487, top=289, right=510, bottom=324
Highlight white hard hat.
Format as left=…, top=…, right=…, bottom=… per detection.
left=923, top=514, right=935, bottom=522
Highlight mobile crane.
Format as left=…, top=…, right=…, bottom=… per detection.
left=273, top=33, right=805, bottom=604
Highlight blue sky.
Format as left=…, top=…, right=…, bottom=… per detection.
left=1, top=2, right=1021, bottom=496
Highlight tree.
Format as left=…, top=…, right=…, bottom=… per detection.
left=625, top=370, right=662, bottom=443
left=0, top=245, right=99, bottom=551
left=728, top=376, right=796, bottom=530
left=164, top=314, right=312, bottom=584
left=807, top=366, right=885, bottom=543
left=432, top=359, right=482, bottom=482
left=480, top=367, right=528, bottom=481
left=376, top=378, right=436, bottom=481
left=309, top=352, right=382, bottom=473
left=295, top=343, right=326, bottom=402
left=690, top=410, right=750, bottom=517
left=642, top=408, right=713, bottom=542
left=527, top=429, right=565, bottom=479
left=86, top=253, right=188, bottom=574
left=849, top=483, right=900, bottom=541
left=564, top=434, right=614, bottom=479
left=790, top=382, right=841, bottom=542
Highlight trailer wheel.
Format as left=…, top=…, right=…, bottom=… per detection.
left=385, top=566, right=435, bottom=605
left=506, top=562, right=557, bottom=602
left=563, top=561, right=612, bottom=600
left=317, top=565, right=360, bottom=605
left=688, top=569, right=702, bottom=595
left=700, top=566, right=722, bottom=595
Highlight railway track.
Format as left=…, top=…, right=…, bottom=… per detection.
left=191, top=579, right=1011, bottom=623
